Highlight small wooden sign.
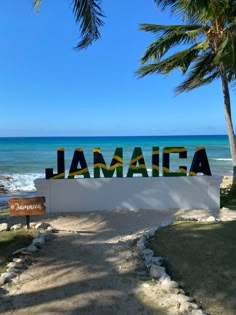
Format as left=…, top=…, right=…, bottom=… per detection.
left=9, top=197, right=46, bottom=216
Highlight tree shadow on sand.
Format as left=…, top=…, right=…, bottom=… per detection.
left=0, top=210, right=178, bottom=315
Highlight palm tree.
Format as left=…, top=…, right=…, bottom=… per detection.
left=136, top=0, right=236, bottom=183
left=33, top=0, right=105, bottom=49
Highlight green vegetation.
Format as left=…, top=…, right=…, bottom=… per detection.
left=221, top=184, right=236, bottom=209
left=149, top=221, right=236, bottom=315
left=0, top=229, right=36, bottom=273
left=0, top=209, right=9, bottom=217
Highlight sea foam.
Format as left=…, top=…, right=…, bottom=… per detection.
left=212, top=158, right=232, bottom=161
left=0, top=173, right=44, bottom=193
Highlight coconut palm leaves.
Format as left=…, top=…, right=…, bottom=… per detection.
left=137, top=0, right=236, bottom=182
left=33, top=0, right=105, bottom=49
left=137, top=20, right=236, bottom=93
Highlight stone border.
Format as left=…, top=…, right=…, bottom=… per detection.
left=0, top=222, right=55, bottom=286
left=136, top=216, right=223, bottom=315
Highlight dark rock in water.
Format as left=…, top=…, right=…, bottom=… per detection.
left=0, top=176, right=13, bottom=181
left=0, top=176, right=12, bottom=193
left=0, top=184, right=7, bottom=193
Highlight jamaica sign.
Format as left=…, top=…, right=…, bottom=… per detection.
left=45, top=146, right=211, bottom=179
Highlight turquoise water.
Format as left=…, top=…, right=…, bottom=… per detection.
left=0, top=135, right=232, bottom=198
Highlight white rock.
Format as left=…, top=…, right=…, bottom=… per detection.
left=178, top=301, right=191, bottom=312
left=144, top=256, right=153, bottom=268
left=35, top=222, right=51, bottom=230
left=221, top=207, right=230, bottom=210
left=6, top=267, right=21, bottom=274
left=198, top=216, right=216, bottom=222
left=150, top=264, right=167, bottom=279
left=159, top=273, right=170, bottom=282
left=189, top=303, right=199, bottom=310
left=179, top=301, right=198, bottom=313
left=147, top=227, right=159, bottom=237
left=159, top=274, right=171, bottom=283
left=13, top=258, right=25, bottom=264
left=33, top=237, right=45, bottom=247
left=161, top=277, right=178, bottom=289
left=0, top=223, right=8, bottom=232
left=12, top=248, right=26, bottom=255
left=137, top=237, right=146, bottom=250
left=6, top=262, right=16, bottom=268
left=38, top=231, right=53, bottom=240
left=7, top=261, right=24, bottom=269
left=175, top=288, right=184, bottom=295
left=191, top=310, right=205, bottom=315
left=10, top=224, right=23, bottom=230
left=25, top=244, right=38, bottom=253
left=1, top=272, right=16, bottom=282
left=37, top=233, right=45, bottom=241
left=206, top=216, right=216, bottom=222
left=176, top=294, right=193, bottom=303
left=142, top=248, right=154, bottom=257
left=0, top=275, right=6, bottom=285
left=151, top=256, right=163, bottom=265
left=143, top=230, right=151, bottom=238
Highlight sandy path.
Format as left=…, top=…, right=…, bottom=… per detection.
left=1, top=207, right=235, bottom=315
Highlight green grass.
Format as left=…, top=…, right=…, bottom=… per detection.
left=0, top=208, right=9, bottom=217
left=0, top=229, right=36, bottom=273
left=220, top=184, right=236, bottom=209
left=149, top=221, right=236, bottom=315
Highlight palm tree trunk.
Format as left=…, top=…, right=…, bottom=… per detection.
left=220, top=64, right=236, bottom=184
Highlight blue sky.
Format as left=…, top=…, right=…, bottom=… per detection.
left=0, top=1, right=234, bottom=137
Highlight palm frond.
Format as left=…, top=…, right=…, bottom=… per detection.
left=73, top=0, right=105, bottom=49
left=139, top=1, right=236, bottom=91
left=33, top=0, right=105, bottom=49
left=217, top=31, right=236, bottom=73
left=175, top=53, right=220, bottom=93
left=33, top=0, right=41, bottom=9
left=137, top=43, right=205, bottom=77
left=140, top=24, right=204, bottom=62
left=139, top=24, right=204, bottom=35
left=176, top=70, right=220, bottom=94
left=153, top=0, right=211, bottom=22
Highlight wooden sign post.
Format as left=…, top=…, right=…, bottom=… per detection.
left=8, top=197, right=46, bottom=229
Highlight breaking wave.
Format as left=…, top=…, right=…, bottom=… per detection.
left=0, top=173, right=44, bottom=193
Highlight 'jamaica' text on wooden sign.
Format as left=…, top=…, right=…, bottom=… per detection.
left=9, top=197, right=46, bottom=217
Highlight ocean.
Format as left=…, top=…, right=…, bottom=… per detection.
left=0, top=135, right=233, bottom=206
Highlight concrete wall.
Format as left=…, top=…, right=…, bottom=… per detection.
left=34, top=176, right=222, bottom=213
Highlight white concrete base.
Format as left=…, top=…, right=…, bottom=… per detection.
left=34, top=176, right=222, bottom=213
